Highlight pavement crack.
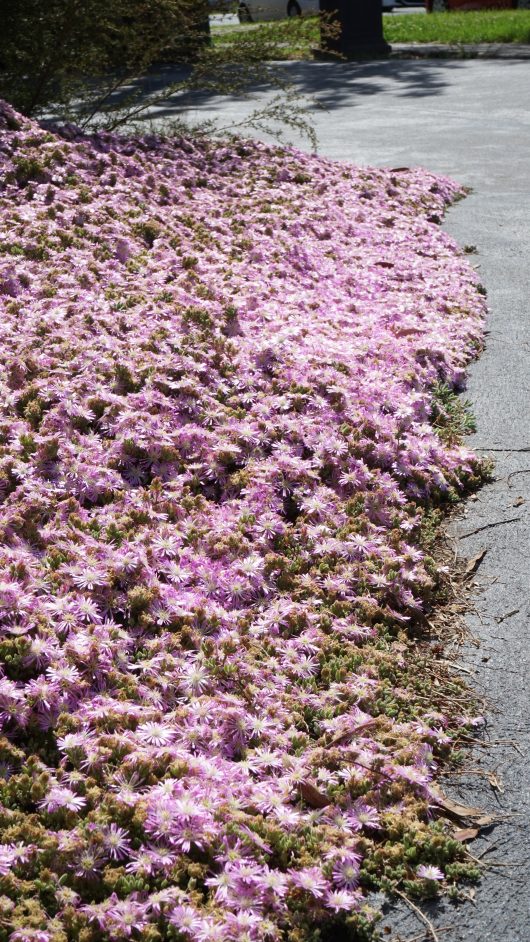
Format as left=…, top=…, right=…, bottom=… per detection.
left=459, top=517, right=522, bottom=539
left=475, top=446, right=530, bottom=452
left=495, top=608, right=520, bottom=623
left=507, top=468, right=530, bottom=486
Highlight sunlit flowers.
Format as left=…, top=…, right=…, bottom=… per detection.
left=0, top=98, right=485, bottom=941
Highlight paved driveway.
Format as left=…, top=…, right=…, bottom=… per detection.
left=145, top=59, right=530, bottom=939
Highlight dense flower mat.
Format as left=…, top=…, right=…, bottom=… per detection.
left=0, top=99, right=486, bottom=942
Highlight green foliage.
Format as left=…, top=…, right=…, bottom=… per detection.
left=431, top=382, right=476, bottom=446
left=0, top=0, right=211, bottom=118
left=0, top=0, right=317, bottom=142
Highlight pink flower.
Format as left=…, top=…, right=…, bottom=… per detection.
left=107, top=898, right=149, bottom=936
left=0, top=843, right=36, bottom=875
left=331, top=852, right=362, bottom=891
left=325, top=888, right=362, bottom=912
left=417, top=864, right=444, bottom=881
left=0, top=101, right=485, bottom=942
left=38, top=785, right=86, bottom=814
left=136, top=720, right=176, bottom=747
left=10, top=932, right=51, bottom=942
left=289, top=866, right=329, bottom=899
left=103, top=823, right=132, bottom=861
left=169, top=905, right=202, bottom=936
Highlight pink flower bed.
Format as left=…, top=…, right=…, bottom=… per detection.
left=0, top=100, right=485, bottom=941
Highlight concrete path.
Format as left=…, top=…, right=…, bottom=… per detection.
left=147, top=60, right=530, bottom=939
left=390, top=41, right=530, bottom=56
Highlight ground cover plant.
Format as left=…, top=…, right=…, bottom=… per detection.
left=211, top=10, right=530, bottom=58
left=0, top=99, right=487, bottom=942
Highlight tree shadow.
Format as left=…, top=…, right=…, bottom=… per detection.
left=128, top=57, right=466, bottom=128
left=277, top=57, right=462, bottom=107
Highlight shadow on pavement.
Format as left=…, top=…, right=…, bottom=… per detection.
left=274, top=58, right=463, bottom=106
left=130, top=58, right=466, bottom=127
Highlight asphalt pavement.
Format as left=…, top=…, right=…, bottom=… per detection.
left=143, top=59, right=530, bottom=939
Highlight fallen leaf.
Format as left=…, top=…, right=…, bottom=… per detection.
left=394, top=327, right=424, bottom=337
left=454, top=827, right=479, bottom=842
left=487, top=771, right=505, bottom=794
left=241, top=804, right=261, bottom=817
left=474, top=815, right=496, bottom=828
left=460, top=888, right=476, bottom=902
left=440, top=659, right=475, bottom=676
left=430, top=786, right=495, bottom=826
left=299, top=781, right=330, bottom=809
left=464, top=549, right=487, bottom=578
left=328, top=717, right=377, bottom=747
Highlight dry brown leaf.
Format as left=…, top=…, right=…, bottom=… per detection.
left=460, top=888, right=476, bottom=903
left=394, top=327, right=424, bottom=337
left=464, top=549, right=487, bottom=578
left=328, top=717, right=377, bottom=747
left=430, top=786, right=495, bottom=826
left=454, top=827, right=479, bottom=842
left=299, top=781, right=330, bottom=809
left=241, top=804, right=261, bottom=817
left=440, top=659, right=475, bottom=676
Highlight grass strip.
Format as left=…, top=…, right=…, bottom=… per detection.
left=385, top=9, right=530, bottom=44
left=211, top=11, right=530, bottom=59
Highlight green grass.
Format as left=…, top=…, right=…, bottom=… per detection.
left=211, top=15, right=320, bottom=59
left=385, top=10, right=530, bottom=44
left=211, top=10, right=530, bottom=59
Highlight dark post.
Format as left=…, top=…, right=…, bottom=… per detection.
left=196, top=0, right=212, bottom=47
left=182, top=0, right=211, bottom=60
left=319, top=0, right=390, bottom=58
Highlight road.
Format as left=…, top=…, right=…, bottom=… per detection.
left=143, top=58, right=530, bottom=940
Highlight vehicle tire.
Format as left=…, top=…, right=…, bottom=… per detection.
left=238, top=3, right=253, bottom=22
left=287, top=1, right=302, bottom=16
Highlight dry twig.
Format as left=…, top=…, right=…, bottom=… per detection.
left=496, top=608, right=520, bottom=623
left=393, top=889, right=440, bottom=942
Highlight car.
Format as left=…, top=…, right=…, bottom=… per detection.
left=237, top=1, right=394, bottom=22
left=238, top=0, right=319, bottom=22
